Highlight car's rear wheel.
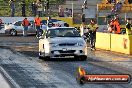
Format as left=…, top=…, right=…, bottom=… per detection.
left=10, top=29, right=17, bottom=36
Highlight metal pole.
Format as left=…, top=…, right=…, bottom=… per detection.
left=97, top=4, right=98, bottom=25
left=125, top=13, right=127, bottom=21
left=72, top=3, right=73, bottom=17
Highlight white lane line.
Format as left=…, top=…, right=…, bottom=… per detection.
left=0, top=67, right=21, bottom=88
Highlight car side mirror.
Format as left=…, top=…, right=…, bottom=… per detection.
left=82, top=35, right=86, bottom=39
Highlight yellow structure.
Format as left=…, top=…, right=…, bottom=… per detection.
left=111, top=34, right=131, bottom=54
left=96, top=32, right=132, bottom=55
left=102, top=0, right=129, bottom=4
left=95, top=32, right=111, bottom=50
left=97, top=0, right=132, bottom=12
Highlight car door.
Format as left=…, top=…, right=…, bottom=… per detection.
left=28, top=21, right=36, bottom=34
left=14, top=21, right=23, bottom=33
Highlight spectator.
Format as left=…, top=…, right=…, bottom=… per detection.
left=126, top=18, right=132, bottom=35
left=108, top=19, right=115, bottom=33
left=82, top=4, right=85, bottom=13
left=111, top=3, right=119, bottom=15
left=22, top=18, right=30, bottom=36
left=36, top=0, right=43, bottom=17
left=47, top=16, right=53, bottom=28
left=113, top=17, right=121, bottom=34
left=81, top=14, right=85, bottom=23
left=59, top=6, right=64, bottom=17
left=115, top=1, right=122, bottom=12
left=31, top=1, right=37, bottom=16
left=87, top=19, right=99, bottom=50
left=111, top=7, right=116, bottom=15
left=65, top=8, right=69, bottom=17
left=68, top=9, right=72, bottom=17
left=106, top=0, right=112, bottom=4
left=112, top=0, right=116, bottom=3
left=9, top=0, right=15, bottom=17
left=20, top=1, right=26, bottom=17
left=34, top=15, right=42, bottom=38
left=80, top=23, right=85, bottom=36
left=83, top=0, right=87, bottom=9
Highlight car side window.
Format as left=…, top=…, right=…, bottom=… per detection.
left=14, top=21, right=22, bottom=26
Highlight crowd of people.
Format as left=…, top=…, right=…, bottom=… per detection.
left=9, top=0, right=72, bottom=17
left=82, top=0, right=88, bottom=13
left=105, top=0, right=132, bottom=15
left=106, top=0, right=132, bottom=4
left=9, top=0, right=44, bottom=17
left=79, top=14, right=132, bottom=50
left=58, top=5, right=72, bottom=17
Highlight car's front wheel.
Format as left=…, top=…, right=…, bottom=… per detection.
left=39, top=51, right=50, bottom=60
left=39, top=52, right=43, bottom=59
left=10, top=29, right=17, bottom=36
left=80, top=56, right=87, bottom=61
left=76, top=55, right=87, bottom=61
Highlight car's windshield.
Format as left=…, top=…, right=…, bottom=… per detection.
left=46, top=28, right=80, bottom=38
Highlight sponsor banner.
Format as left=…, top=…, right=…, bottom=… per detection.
left=76, top=67, right=131, bottom=84
left=83, top=74, right=130, bottom=83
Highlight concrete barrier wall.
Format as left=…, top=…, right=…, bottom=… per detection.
left=130, top=35, right=132, bottom=54
left=111, top=34, right=130, bottom=54
left=96, top=32, right=132, bottom=55
left=96, top=32, right=111, bottom=50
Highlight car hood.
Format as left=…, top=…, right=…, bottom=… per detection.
left=47, top=37, right=85, bottom=44
left=4, top=24, right=14, bottom=30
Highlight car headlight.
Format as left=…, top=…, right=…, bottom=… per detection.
left=50, top=43, right=59, bottom=47
left=75, top=43, right=84, bottom=46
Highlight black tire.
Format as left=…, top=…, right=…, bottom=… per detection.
left=10, top=29, right=17, bottom=36
left=79, top=56, right=87, bottom=61
left=39, top=51, right=50, bottom=60
left=39, top=56, right=43, bottom=59
left=74, top=56, right=79, bottom=61
left=39, top=52, right=43, bottom=59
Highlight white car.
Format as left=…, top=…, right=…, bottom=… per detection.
left=39, top=27, right=87, bottom=60
left=4, top=21, right=40, bottom=36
